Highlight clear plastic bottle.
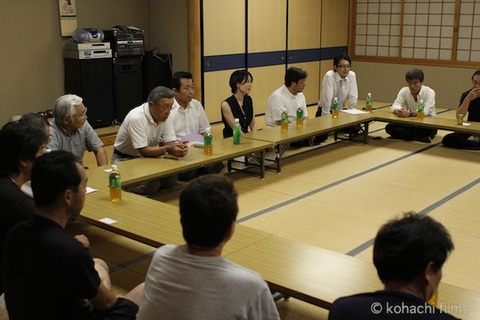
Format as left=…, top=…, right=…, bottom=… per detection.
left=281, top=111, right=289, bottom=132
left=417, top=99, right=424, bottom=120
left=365, top=93, right=373, bottom=112
left=109, top=164, right=121, bottom=202
left=204, top=127, right=213, bottom=155
left=296, top=107, right=304, bottom=128
left=233, top=118, right=241, bottom=144
left=332, top=97, right=339, bottom=119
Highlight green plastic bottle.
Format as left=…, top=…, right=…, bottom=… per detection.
left=204, top=127, right=213, bottom=155
left=417, top=99, right=424, bottom=120
left=296, top=107, right=304, bottom=127
left=365, top=93, right=373, bottom=112
left=109, top=165, right=122, bottom=202
left=332, top=97, right=339, bottom=119
left=233, top=118, right=241, bottom=144
left=281, top=111, right=288, bottom=132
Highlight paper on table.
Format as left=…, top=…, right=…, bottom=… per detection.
left=340, top=109, right=369, bottom=115
left=99, top=217, right=117, bottom=225
left=181, top=133, right=204, bottom=146
left=86, top=186, right=98, bottom=194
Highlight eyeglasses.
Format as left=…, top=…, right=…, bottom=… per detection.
left=74, top=107, right=88, bottom=117
left=337, top=64, right=351, bottom=69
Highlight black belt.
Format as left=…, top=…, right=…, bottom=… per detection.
left=113, top=148, right=133, bottom=158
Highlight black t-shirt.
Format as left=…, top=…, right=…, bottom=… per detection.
left=459, top=89, right=480, bottom=122
left=222, top=95, right=254, bottom=138
left=0, top=176, right=35, bottom=294
left=4, top=215, right=100, bottom=320
left=329, top=290, right=461, bottom=320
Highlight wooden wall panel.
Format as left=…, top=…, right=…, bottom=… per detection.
left=203, top=70, right=235, bottom=123
left=248, top=65, right=287, bottom=123
left=248, top=0, right=287, bottom=53
left=321, top=0, right=349, bottom=47
left=288, top=0, right=321, bottom=50
left=203, top=0, right=245, bottom=55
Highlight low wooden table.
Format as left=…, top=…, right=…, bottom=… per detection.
left=374, top=108, right=480, bottom=135
left=226, top=235, right=480, bottom=319
left=86, top=138, right=273, bottom=188
left=81, top=189, right=273, bottom=256
left=243, top=112, right=375, bottom=173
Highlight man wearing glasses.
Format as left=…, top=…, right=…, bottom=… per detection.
left=48, top=94, right=108, bottom=166
left=316, top=53, right=359, bottom=142
left=317, top=53, right=358, bottom=117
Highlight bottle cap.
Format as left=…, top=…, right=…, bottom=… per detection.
left=206, top=127, right=211, bottom=132
left=234, top=118, right=239, bottom=123
left=112, top=164, right=118, bottom=171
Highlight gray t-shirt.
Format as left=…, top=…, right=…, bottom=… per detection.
left=48, top=121, right=103, bottom=164
left=137, top=244, right=280, bottom=320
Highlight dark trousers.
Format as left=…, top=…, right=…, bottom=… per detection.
left=385, top=123, right=437, bottom=141
left=442, top=132, right=480, bottom=150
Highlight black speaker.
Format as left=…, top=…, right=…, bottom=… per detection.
left=64, top=58, right=114, bottom=128
left=143, top=51, right=172, bottom=99
left=113, top=57, right=144, bottom=123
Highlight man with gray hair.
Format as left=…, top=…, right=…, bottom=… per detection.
left=48, top=94, right=108, bottom=166
left=112, top=86, right=189, bottom=194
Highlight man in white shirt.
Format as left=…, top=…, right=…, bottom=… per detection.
left=265, top=67, right=315, bottom=147
left=169, top=72, right=223, bottom=181
left=316, top=53, right=359, bottom=141
left=136, top=174, right=280, bottom=320
left=265, top=67, right=309, bottom=127
left=386, top=69, right=437, bottom=143
left=169, top=72, right=210, bottom=140
left=112, top=86, right=189, bottom=194
left=317, top=54, right=358, bottom=116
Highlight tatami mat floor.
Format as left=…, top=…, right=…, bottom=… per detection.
left=77, top=112, right=480, bottom=320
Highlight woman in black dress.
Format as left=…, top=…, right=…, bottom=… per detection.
left=221, top=70, right=257, bottom=138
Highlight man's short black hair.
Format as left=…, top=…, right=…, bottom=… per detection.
left=0, top=121, right=49, bottom=176
left=285, top=67, right=308, bottom=87
left=333, top=53, right=352, bottom=67
left=18, top=113, right=50, bottom=131
left=170, top=71, right=193, bottom=91
left=471, top=69, right=480, bottom=80
left=373, top=212, right=454, bottom=284
left=405, top=69, right=425, bottom=82
left=179, top=174, right=238, bottom=248
left=31, top=150, right=81, bottom=207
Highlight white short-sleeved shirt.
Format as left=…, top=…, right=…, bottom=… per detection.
left=318, top=70, right=358, bottom=115
left=391, top=85, right=436, bottom=116
left=265, top=85, right=308, bottom=127
left=47, top=121, right=103, bottom=164
left=169, top=98, right=210, bottom=140
left=114, top=102, right=177, bottom=157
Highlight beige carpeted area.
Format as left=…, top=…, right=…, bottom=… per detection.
left=74, top=117, right=480, bottom=320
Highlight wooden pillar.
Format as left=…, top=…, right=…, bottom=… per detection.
left=188, top=0, right=202, bottom=101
